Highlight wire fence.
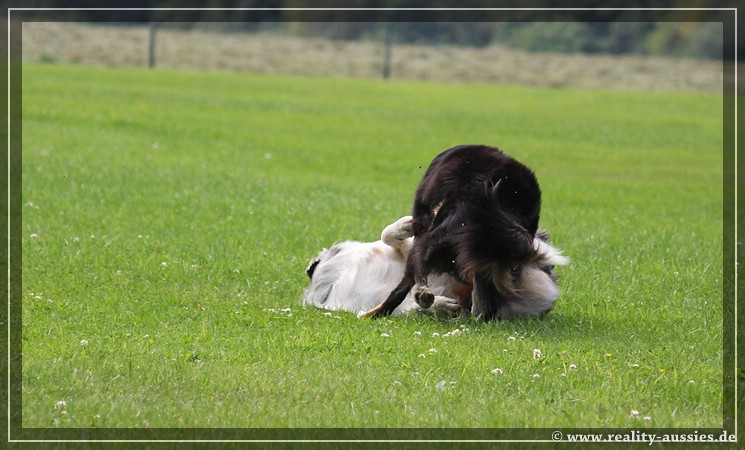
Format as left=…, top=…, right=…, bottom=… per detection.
left=21, top=22, right=725, bottom=93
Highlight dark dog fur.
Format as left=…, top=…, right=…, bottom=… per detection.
left=362, top=144, right=550, bottom=321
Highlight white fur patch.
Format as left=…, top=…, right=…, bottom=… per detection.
left=533, top=237, right=570, bottom=267
left=303, top=240, right=416, bottom=314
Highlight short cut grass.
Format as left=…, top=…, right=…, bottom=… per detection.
left=21, top=63, right=723, bottom=428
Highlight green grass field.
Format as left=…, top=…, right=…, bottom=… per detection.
left=20, top=63, right=723, bottom=430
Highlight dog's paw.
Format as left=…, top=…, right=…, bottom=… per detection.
left=414, top=286, right=435, bottom=309
left=358, top=304, right=388, bottom=319
left=395, top=215, right=413, bottom=235
left=381, top=216, right=414, bottom=246
left=430, top=296, right=464, bottom=316
left=358, top=308, right=378, bottom=319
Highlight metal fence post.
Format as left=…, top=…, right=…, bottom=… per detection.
left=383, top=22, right=393, bottom=80
left=148, top=22, right=157, bottom=69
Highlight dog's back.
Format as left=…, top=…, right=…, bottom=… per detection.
left=412, top=145, right=543, bottom=281
left=413, top=144, right=541, bottom=237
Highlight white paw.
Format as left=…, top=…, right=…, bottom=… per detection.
left=381, top=216, right=414, bottom=246
left=430, top=296, right=464, bottom=315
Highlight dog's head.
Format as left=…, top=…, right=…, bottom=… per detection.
left=453, top=231, right=569, bottom=319
left=303, top=245, right=343, bottom=308
left=495, top=232, right=570, bottom=319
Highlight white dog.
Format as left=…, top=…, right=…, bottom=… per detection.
left=304, top=216, right=569, bottom=318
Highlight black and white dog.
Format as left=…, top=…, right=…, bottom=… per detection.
left=360, top=144, right=568, bottom=320
left=304, top=147, right=569, bottom=318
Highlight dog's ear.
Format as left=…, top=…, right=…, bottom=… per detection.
left=306, top=257, right=322, bottom=279
left=483, top=179, right=503, bottom=203
left=490, top=179, right=502, bottom=195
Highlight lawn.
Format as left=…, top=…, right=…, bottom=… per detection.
left=19, top=63, right=724, bottom=432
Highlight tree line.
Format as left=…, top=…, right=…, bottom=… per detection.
left=279, top=21, right=725, bottom=60
left=16, top=1, right=735, bottom=61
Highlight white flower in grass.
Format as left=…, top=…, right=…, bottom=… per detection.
left=643, top=416, right=652, bottom=422
left=507, top=336, right=516, bottom=341
left=569, top=364, right=577, bottom=370
left=629, top=410, right=640, bottom=420
left=160, top=261, right=168, bottom=268
left=418, top=354, right=426, bottom=358
left=414, top=331, right=422, bottom=337
left=531, top=373, right=540, bottom=379
left=380, top=333, right=390, bottom=338
left=54, top=400, right=67, bottom=410
left=533, top=348, right=543, bottom=360
left=491, top=368, right=504, bottom=376
left=432, top=332, right=440, bottom=338
left=428, top=348, right=437, bottom=354
left=80, top=339, right=89, bottom=347
left=30, top=233, right=39, bottom=240
left=435, top=380, right=447, bottom=390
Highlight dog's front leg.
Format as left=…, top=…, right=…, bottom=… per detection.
left=471, top=275, right=506, bottom=321
left=414, top=284, right=435, bottom=309
left=412, top=255, right=435, bottom=309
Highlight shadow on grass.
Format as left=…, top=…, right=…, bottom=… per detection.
left=329, top=305, right=624, bottom=344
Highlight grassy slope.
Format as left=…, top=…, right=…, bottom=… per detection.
left=21, top=63, right=723, bottom=428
